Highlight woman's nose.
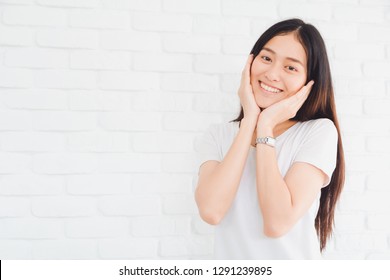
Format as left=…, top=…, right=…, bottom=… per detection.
left=265, top=65, right=281, bottom=82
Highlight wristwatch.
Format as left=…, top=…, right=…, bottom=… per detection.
left=255, top=136, right=276, bottom=147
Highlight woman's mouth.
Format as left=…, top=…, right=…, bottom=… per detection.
left=259, top=81, right=283, bottom=93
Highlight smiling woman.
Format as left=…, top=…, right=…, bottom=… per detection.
left=195, top=18, right=345, bottom=260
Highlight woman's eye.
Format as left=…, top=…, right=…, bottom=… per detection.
left=286, top=66, right=297, bottom=72
left=261, top=56, right=271, bottom=62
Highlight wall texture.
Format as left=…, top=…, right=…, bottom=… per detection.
left=0, top=0, right=389, bottom=259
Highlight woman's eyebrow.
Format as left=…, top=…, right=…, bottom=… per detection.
left=262, top=47, right=304, bottom=66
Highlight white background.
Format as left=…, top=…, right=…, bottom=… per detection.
left=0, top=0, right=389, bottom=259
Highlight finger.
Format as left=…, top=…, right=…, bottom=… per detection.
left=296, top=80, right=314, bottom=98
left=242, top=54, right=254, bottom=81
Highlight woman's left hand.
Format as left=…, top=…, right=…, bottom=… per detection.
left=257, top=80, right=314, bottom=132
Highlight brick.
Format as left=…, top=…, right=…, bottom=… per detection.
left=339, top=116, right=390, bottom=134
left=163, top=194, right=198, bottom=214
left=133, top=12, right=192, bottom=32
left=71, top=50, right=130, bottom=70
left=101, top=0, right=161, bottom=11
left=163, top=112, right=222, bottom=131
left=32, top=240, right=97, bottom=259
left=98, top=238, right=158, bottom=259
left=193, top=16, right=250, bottom=36
left=347, top=79, right=386, bottom=97
left=99, top=112, right=162, bottom=131
left=36, top=29, right=98, bottom=49
left=70, top=10, right=130, bottom=29
left=131, top=216, right=176, bottom=237
left=0, top=111, right=32, bottom=131
left=0, top=241, right=32, bottom=259
left=162, top=153, right=197, bottom=173
left=0, top=26, right=34, bottom=46
left=364, top=99, right=390, bottom=116
left=99, top=71, right=159, bottom=90
left=35, top=70, right=97, bottom=89
left=0, top=68, right=33, bottom=88
left=66, top=217, right=129, bottom=238
left=3, top=89, right=68, bottom=110
left=194, top=54, right=243, bottom=74
left=100, top=31, right=161, bottom=51
left=222, top=0, right=277, bottom=17
left=67, top=131, right=129, bottom=152
left=97, top=153, right=161, bottom=173
left=133, top=132, right=193, bottom=153
left=317, top=22, right=358, bottom=41
left=334, top=5, right=385, bottom=23
left=98, top=195, right=161, bottom=216
left=0, top=0, right=33, bottom=3
left=69, top=91, right=132, bottom=111
left=220, top=73, right=241, bottom=93
left=32, top=111, right=97, bottom=131
left=132, top=173, right=192, bottom=194
left=366, top=252, right=390, bottom=260
left=0, top=197, right=30, bottom=217
left=0, top=174, right=64, bottom=195
left=343, top=172, right=366, bottom=193
left=222, top=36, right=255, bottom=55
left=3, top=6, right=67, bottom=26
left=192, top=216, right=215, bottom=234
left=359, top=26, right=390, bottom=43
left=32, top=197, right=96, bottom=217
left=131, top=93, right=192, bottom=113
left=188, top=235, right=213, bottom=256
left=0, top=218, right=63, bottom=239
left=346, top=154, right=390, bottom=173
left=333, top=213, right=365, bottom=232
left=161, top=73, right=219, bottom=92
left=366, top=173, right=389, bottom=191
left=36, top=0, right=98, bottom=7
left=279, top=2, right=332, bottom=20
left=163, top=34, right=220, bottom=54
left=133, top=53, right=192, bottom=72
left=363, top=62, right=390, bottom=78
left=159, top=236, right=189, bottom=257
left=67, top=174, right=132, bottom=195
left=163, top=0, right=219, bottom=14
left=340, top=191, right=390, bottom=213
left=1, top=132, right=65, bottom=152
left=32, top=153, right=97, bottom=174
left=331, top=61, right=363, bottom=78
left=341, top=133, right=365, bottom=154
left=334, top=43, right=385, bottom=60
left=367, top=214, right=390, bottom=230
left=334, top=96, right=363, bottom=116
left=194, top=94, right=238, bottom=113
left=335, top=233, right=387, bottom=252
left=0, top=153, right=30, bottom=174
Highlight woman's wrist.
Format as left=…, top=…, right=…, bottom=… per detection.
left=256, top=123, right=274, bottom=137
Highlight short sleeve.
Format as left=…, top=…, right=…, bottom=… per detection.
left=194, top=124, right=222, bottom=175
left=294, top=119, right=338, bottom=187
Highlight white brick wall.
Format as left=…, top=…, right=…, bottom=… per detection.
left=0, top=0, right=389, bottom=260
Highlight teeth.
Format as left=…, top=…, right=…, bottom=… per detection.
left=260, top=82, right=281, bottom=93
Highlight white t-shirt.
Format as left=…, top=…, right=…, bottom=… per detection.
left=195, top=118, right=338, bottom=259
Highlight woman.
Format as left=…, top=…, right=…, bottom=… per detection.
left=195, top=18, right=345, bottom=259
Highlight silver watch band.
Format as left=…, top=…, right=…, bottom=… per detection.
left=255, top=136, right=276, bottom=147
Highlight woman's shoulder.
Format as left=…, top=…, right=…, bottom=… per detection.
left=300, top=118, right=336, bottom=132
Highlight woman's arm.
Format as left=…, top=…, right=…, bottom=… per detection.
left=196, top=55, right=260, bottom=225
left=255, top=81, right=327, bottom=237
left=255, top=131, right=326, bottom=237
left=195, top=116, right=257, bottom=225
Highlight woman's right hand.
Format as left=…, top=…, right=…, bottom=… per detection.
left=238, top=54, right=261, bottom=120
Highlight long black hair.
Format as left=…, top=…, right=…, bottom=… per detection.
left=232, top=18, right=345, bottom=252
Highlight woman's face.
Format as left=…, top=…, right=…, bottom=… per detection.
left=250, top=33, right=308, bottom=109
